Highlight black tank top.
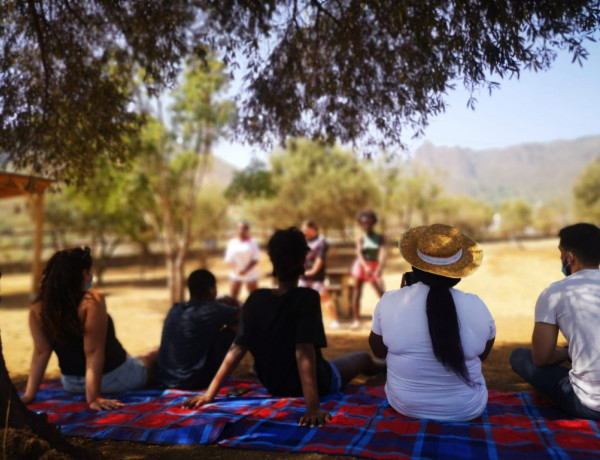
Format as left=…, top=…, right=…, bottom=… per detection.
left=53, top=314, right=127, bottom=376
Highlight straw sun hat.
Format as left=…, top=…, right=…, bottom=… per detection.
left=399, top=224, right=483, bottom=278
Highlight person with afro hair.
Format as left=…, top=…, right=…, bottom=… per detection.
left=184, top=227, right=385, bottom=427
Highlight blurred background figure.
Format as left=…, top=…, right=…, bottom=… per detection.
left=300, top=220, right=340, bottom=329
left=224, top=221, right=260, bottom=301
left=350, top=209, right=386, bottom=329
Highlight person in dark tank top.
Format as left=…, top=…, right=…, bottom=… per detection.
left=350, top=209, right=387, bottom=329
left=20, top=247, right=158, bottom=411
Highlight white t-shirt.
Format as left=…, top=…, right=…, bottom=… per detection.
left=535, top=269, right=600, bottom=411
left=224, top=237, right=260, bottom=282
left=371, top=282, right=496, bottom=421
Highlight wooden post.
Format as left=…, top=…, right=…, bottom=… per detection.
left=1, top=172, right=53, bottom=295
left=29, top=192, right=45, bottom=295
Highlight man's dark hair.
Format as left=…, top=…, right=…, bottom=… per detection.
left=268, top=227, right=309, bottom=282
left=188, top=269, right=216, bottom=299
left=559, top=223, right=600, bottom=266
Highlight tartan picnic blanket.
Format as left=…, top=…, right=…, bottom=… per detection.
left=25, top=379, right=600, bottom=459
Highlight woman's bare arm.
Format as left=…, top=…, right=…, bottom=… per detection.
left=21, top=304, right=52, bottom=403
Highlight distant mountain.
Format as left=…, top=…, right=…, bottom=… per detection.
left=204, top=155, right=237, bottom=189
left=411, top=135, right=600, bottom=205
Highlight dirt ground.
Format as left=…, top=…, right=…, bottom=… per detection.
left=1, top=238, right=566, bottom=458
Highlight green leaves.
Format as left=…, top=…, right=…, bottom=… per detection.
left=2, top=0, right=598, bottom=178
left=239, top=138, right=379, bottom=231
left=0, top=0, right=201, bottom=177
left=236, top=1, right=599, bottom=153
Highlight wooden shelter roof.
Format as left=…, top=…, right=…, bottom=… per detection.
left=0, top=171, right=54, bottom=198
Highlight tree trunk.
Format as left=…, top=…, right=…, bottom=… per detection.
left=165, top=252, right=185, bottom=304
left=0, top=330, right=97, bottom=459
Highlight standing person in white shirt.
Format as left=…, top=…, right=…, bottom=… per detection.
left=369, top=224, right=495, bottom=422
left=511, top=223, right=600, bottom=421
left=224, top=221, right=260, bottom=301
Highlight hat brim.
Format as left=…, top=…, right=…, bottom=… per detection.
left=399, top=226, right=483, bottom=278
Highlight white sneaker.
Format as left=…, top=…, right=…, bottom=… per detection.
left=350, top=320, right=360, bottom=330
left=330, top=321, right=341, bottom=329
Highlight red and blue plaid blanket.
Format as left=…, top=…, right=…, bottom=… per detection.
left=26, top=380, right=600, bottom=459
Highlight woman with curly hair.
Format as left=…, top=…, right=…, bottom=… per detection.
left=21, top=247, right=157, bottom=411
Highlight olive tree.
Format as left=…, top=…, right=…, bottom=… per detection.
left=2, top=1, right=598, bottom=170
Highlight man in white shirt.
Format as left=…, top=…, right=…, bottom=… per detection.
left=510, top=223, right=600, bottom=421
left=224, top=221, right=260, bottom=300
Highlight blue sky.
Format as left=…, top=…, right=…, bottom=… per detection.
left=214, top=40, right=600, bottom=169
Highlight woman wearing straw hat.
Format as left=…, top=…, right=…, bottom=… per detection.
left=369, top=224, right=496, bottom=421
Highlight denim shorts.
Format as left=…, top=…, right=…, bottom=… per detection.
left=61, top=356, right=147, bottom=394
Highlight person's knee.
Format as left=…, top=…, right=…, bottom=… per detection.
left=509, top=347, right=532, bottom=374
left=350, top=351, right=383, bottom=375
left=355, top=351, right=372, bottom=365
left=138, top=349, right=159, bottom=376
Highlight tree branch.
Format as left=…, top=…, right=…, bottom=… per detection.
left=27, top=0, right=52, bottom=105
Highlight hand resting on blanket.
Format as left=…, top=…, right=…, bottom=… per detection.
left=180, top=340, right=334, bottom=427
left=182, top=393, right=213, bottom=409
left=88, top=396, right=125, bottom=411
left=182, top=388, right=332, bottom=427
left=298, top=407, right=332, bottom=427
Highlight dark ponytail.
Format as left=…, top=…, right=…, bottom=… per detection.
left=412, top=267, right=471, bottom=384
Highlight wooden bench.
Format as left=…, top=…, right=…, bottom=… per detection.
left=327, top=268, right=353, bottom=319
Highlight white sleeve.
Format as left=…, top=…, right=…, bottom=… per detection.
left=534, top=287, right=558, bottom=324
left=224, top=240, right=234, bottom=263
left=250, top=239, right=260, bottom=260
left=488, top=315, right=496, bottom=341
left=371, top=299, right=383, bottom=335
left=478, top=297, right=496, bottom=340
left=462, top=293, right=496, bottom=341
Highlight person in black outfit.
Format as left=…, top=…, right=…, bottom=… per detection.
left=183, top=227, right=385, bottom=427
left=155, top=269, right=242, bottom=389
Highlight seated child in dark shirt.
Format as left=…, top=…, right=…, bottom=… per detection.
left=183, top=228, right=385, bottom=427
left=155, top=269, right=241, bottom=389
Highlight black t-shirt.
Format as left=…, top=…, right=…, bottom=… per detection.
left=155, top=300, right=240, bottom=388
left=53, top=314, right=127, bottom=376
left=235, top=287, right=333, bottom=396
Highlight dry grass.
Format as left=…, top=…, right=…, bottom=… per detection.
left=1, top=238, right=565, bottom=458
